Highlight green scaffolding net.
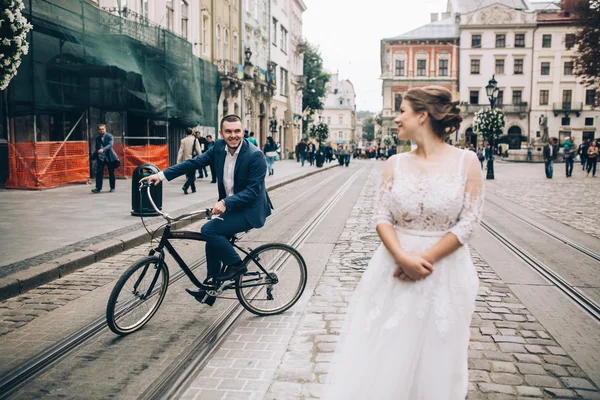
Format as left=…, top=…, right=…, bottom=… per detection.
left=7, top=0, right=221, bottom=129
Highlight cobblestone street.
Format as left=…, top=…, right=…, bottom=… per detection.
left=487, top=161, right=600, bottom=239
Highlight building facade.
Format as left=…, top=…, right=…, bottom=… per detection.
left=288, top=0, right=307, bottom=155
left=380, top=15, right=459, bottom=143
left=270, top=0, right=291, bottom=156
left=532, top=6, right=598, bottom=147
left=321, top=73, right=356, bottom=149
left=458, top=1, right=536, bottom=149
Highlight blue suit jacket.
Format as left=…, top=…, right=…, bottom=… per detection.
left=93, top=133, right=119, bottom=162
left=163, top=138, right=272, bottom=228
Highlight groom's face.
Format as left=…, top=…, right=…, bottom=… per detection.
left=221, top=121, right=244, bottom=150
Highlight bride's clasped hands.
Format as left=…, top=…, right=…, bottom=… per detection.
left=393, top=253, right=434, bottom=281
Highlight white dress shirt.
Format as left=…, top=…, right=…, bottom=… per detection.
left=223, top=141, right=242, bottom=197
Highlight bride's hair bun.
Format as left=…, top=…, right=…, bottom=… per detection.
left=404, top=86, right=463, bottom=138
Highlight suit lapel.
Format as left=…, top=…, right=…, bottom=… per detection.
left=233, top=140, right=248, bottom=178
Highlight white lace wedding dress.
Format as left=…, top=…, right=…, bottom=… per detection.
left=321, top=149, right=485, bottom=400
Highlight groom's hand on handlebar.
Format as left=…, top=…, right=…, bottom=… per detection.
left=139, top=174, right=161, bottom=186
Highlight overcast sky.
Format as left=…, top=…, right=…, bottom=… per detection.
left=302, top=0, right=449, bottom=112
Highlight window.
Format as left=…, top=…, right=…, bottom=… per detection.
left=583, top=131, right=595, bottom=141
left=565, top=33, right=575, bottom=49
left=215, top=25, right=221, bottom=59
left=394, top=94, right=402, bottom=111
left=496, top=34, right=506, bottom=48
left=497, top=90, right=504, bottom=105
left=233, top=33, right=238, bottom=61
left=512, top=90, right=523, bottom=104
left=439, top=59, right=448, bottom=76
left=564, top=61, right=574, bottom=75
left=562, top=89, right=572, bottom=106
left=514, top=59, right=524, bottom=74
left=585, top=117, right=594, bottom=126
left=223, top=29, right=229, bottom=59
left=202, top=16, right=208, bottom=55
left=542, top=34, right=552, bottom=48
left=470, top=59, right=480, bottom=74
left=416, top=59, right=426, bottom=76
left=280, top=26, right=288, bottom=53
left=586, top=90, right=596, bottom=106
left=561, top=117, right=571, bottom=126
left=470, top=90, right=479, bottom=105
left=327, top=117, right=331, bottom=124
left=280, top=67, right=288, bottom=96
left=141, top=0, right=148, bottom=18
left=495, top=59, right=505, bottom=74
left=539, top=89, right=549, bottom=105
left=339, top=115, right=343, bottom=124
left=181, top=1, right=188, bottom=39
left=471, top=34, right=481, bottom=48
left=338, top=132, right=344, bottom=139
left=541, top=62, right=550, bottom=76
left=272, top=18, right=277, bottom=46
left=395, top=60, right=405, bottom=76
left=514, top=33, right=525, bottom=48
left=166, top=1, right=174, bottom=31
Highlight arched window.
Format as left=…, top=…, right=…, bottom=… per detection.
left=223, top=99, right=229, bottom=115
left=224, top=29, right=229, bottom=60
left=234, top=103, right=239, bottom=115
left=216, top=25, right=221, bottom=59
left=181, top=1, right=188, bottom=40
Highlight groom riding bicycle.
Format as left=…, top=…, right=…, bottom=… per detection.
left=141, top=115, right=273, bottom=303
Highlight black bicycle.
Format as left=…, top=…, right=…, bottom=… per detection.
left=106, top=182, right=307, bottom=336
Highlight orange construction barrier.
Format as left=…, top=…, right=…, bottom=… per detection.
left=5, top=142, right=90, bottom=189
left=112, top=144, right=169, bottom=178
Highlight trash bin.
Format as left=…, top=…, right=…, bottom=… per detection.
left=131, top=163, right=162, bottom=216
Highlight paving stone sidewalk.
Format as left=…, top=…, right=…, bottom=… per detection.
left=488, top=162, right=600, bottom=240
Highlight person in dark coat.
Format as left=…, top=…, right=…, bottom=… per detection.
left=91, top=124, right=119, bottom=193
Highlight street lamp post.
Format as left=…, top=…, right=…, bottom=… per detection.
left=485, top=75, right=499, bottom=180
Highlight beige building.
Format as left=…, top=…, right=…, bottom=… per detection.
left=321, top=73, right=356, bottom=149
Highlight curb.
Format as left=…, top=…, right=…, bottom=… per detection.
left=0, top=163, right=339, bottom=301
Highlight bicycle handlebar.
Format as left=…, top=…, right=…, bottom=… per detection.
left=138, top=181, right=221, bottom=223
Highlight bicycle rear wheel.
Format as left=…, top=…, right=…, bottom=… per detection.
left=235, top=243, right=307, bottom=316
left=106, top=256, right=169, bottom=335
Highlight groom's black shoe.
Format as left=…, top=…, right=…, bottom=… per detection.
left=185, top=288, right=216, bottom=306
left=217, top=262, right=247, bottom=281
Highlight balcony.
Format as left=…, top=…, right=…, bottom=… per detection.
left=553, top=102, right=583, bottom=117
left=460, top=104, right=486, bottom=115
left=216, top=59, right=243, bottom=97
left=293, top=75, right=306, bottom=89
left=500, top=102, right=528, bottom=114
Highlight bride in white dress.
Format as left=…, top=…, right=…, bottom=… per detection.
left=321, top=86, right=484, bottom=400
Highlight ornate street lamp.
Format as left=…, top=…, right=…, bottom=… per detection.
left=485, top=75, right=499, bottom=179
left=244, top=47, right=252, bottom=65
left=485, top=75, right=499, bottom=109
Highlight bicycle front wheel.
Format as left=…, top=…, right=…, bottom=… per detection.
left=106, top=256, right=169, bottom=335
left=236, top=243, right=307, bottom=316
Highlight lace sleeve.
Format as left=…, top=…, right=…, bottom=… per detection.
left=449, top=152, right=485, bottom=244
left=373, top=157, right=396, bottom=227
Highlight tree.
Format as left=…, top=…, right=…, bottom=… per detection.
left=300, top=42, right=330, bottom=136
left=309, top=122, right=329, bottom=148
left=362, top=117, right=375, bottom=142
left=573, top=0, right=600, bottom=102
left=382, top=135, right=395, bottom=147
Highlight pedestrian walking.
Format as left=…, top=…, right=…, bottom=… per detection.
left=321, top=86, right=482, bottom=400
left=275, top=141, right=282, bottom=161
left=247, top=131, right=258, bottom=147
left=307, top=141, right=316, bottom=166
left=91, top=124, right=120, bottom=193
left=297, top=139, right=308, bottom=166
left=177, top=127, right=202, bottom=194
left=579, top=139, right=590, bottom=170
left=564, top=137, right=575, bottom=177
left=587, top=140, right=598, bottom=177
left=195, top=132, right=209, bottom=179
left=477, top=145, right=485, bottom=169
left=205, top=135, right=216, bottom=183
left=543, top=137, right=556, bottom=179
left=263, top=136, right=277, bottom=176
left=526, top=144, right=533, bottom=162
